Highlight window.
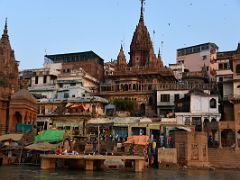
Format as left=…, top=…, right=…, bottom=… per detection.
left=43, top=75, right=47, bottom=84
left=185, top=117, right=190, bottom=125
left=210, top=98, right=217, bottom=108
left=160, top=94, right=170, bottom=102
left=219, top=63, right=229, bottom=70
left=236, top=64, right=240, bottom=74
left=35, top=76, right=38, bottom=84
left=174, top=94, right=180, bottom=101
left=64, top=93, right=69, bottom=99
left=149, top=97, right=153, bottom=105
left=219, top=77, right=223, bottom=82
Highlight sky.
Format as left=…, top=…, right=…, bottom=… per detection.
left=0, top=0, right=240, bottom=70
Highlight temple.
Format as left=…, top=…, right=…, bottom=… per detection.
left=98, top=1, right=174, bottom=116
left=0, top=19, right=37, bottom=135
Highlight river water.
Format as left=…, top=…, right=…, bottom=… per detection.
left=0, top=165, right=239, bottom=180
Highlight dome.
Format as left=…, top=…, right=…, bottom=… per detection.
left=11, top=89, right=37, bottom=103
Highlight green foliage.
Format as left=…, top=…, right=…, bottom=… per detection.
left=113, top=99, right=135, bottom=111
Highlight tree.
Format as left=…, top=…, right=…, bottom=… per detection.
left=113, top=99, right=135, bottom=111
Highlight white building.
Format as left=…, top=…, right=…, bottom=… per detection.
left=175, top=89, right=221, bottom=132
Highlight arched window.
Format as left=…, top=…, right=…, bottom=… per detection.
left=210, top=98, right=217, bottom=108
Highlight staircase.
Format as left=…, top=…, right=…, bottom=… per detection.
left=0, top=124, right=7, bottom=135
left=208, top=148, right=240, bottom=169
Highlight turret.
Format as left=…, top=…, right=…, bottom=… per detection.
left=117, top=44, right=127, bottom=69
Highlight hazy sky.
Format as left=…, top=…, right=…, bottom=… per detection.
left=0, top=0, right=240, bottom=70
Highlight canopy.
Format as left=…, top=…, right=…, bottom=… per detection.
left=176, top=126, right=191, bottom=132
left=34, top=129, right=65, bottom=143
left=0, top=133, right=23, bottom=142
left=124, top=135, right=149, bottom=145
left=113, top=117, right=140, bottom=127
left=86, top=118, right=113, bottom=127
left=25, top=142, right=61, bottom=152
left=139, top=117, right=152, bottom=123
left=67, top=103, right=86, bottom=110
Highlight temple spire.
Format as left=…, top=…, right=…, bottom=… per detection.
left=140, top=0, right=145, bottom=22
left=2, top=18, right=9, bottom=40
left=4, top=18, right=8, bottom=35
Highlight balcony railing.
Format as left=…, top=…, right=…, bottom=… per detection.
left=99, top=82, right=215, bottom=94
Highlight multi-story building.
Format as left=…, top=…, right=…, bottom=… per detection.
left=216, top=43, right=240, bottom=149
left=0, top=20, right=37, bottom=135
left=177, top=43, right=218, bottom=81
left=21, top=56, right=108, bottom=136
left=44, top=51, right=104, bottom=82
left=172, top=88, right=221, bottom=150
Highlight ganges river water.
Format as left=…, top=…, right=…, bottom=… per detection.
left=0, top=165, right=240, bottom=180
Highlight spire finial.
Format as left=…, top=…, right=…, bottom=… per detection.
left=3, top=17, right=8, bottom=35
left=140, top=0, right=145, bottom=22
left=158, top=48, right=161, bottom=57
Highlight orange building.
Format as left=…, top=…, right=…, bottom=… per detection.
left=0, top=19, right=37, bottom=135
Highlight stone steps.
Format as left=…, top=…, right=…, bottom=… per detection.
left=208, top=149, right=240, bottom=169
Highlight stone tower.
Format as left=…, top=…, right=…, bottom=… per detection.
left=129, top=0, right=156, bottom=67
left=0, top=19, right=19, bottom=97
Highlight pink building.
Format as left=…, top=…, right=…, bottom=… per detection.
left=177, top=43, right=218, bottom=81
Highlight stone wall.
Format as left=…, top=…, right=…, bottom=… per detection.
left=158, top=148, right=177, bottom=164
left=175, top=131, right=209, bottom=168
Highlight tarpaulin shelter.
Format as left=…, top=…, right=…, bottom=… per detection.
left=86, top=118, right=113, bottom=128
left=124, top=135, right=149, bottom=145
left=124, top=136, right=149, bottom=156
left=0, top=134, right=24, bottom=142
left=34, top=130, right=65, bottom=143
left=25, top=142, right=61, bottom=152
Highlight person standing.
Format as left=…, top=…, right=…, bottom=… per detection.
left=92, top=138, right=97, bottom=155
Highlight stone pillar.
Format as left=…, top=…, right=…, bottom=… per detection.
left=235, top=129, right=239, bottom=150
left=201, top=116, right=204, bottom=132
left=41, top=158, right=56, bottom=170
left=85, top=160, right=94, bottom=171
left=134, top=159, right=144, bottom=172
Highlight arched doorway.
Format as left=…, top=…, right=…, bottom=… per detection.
left=15, top=112, right=22, bottom=124
left=221, top=129, right=235, bottom=147
left=140, top=104, right=145, bottom=116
